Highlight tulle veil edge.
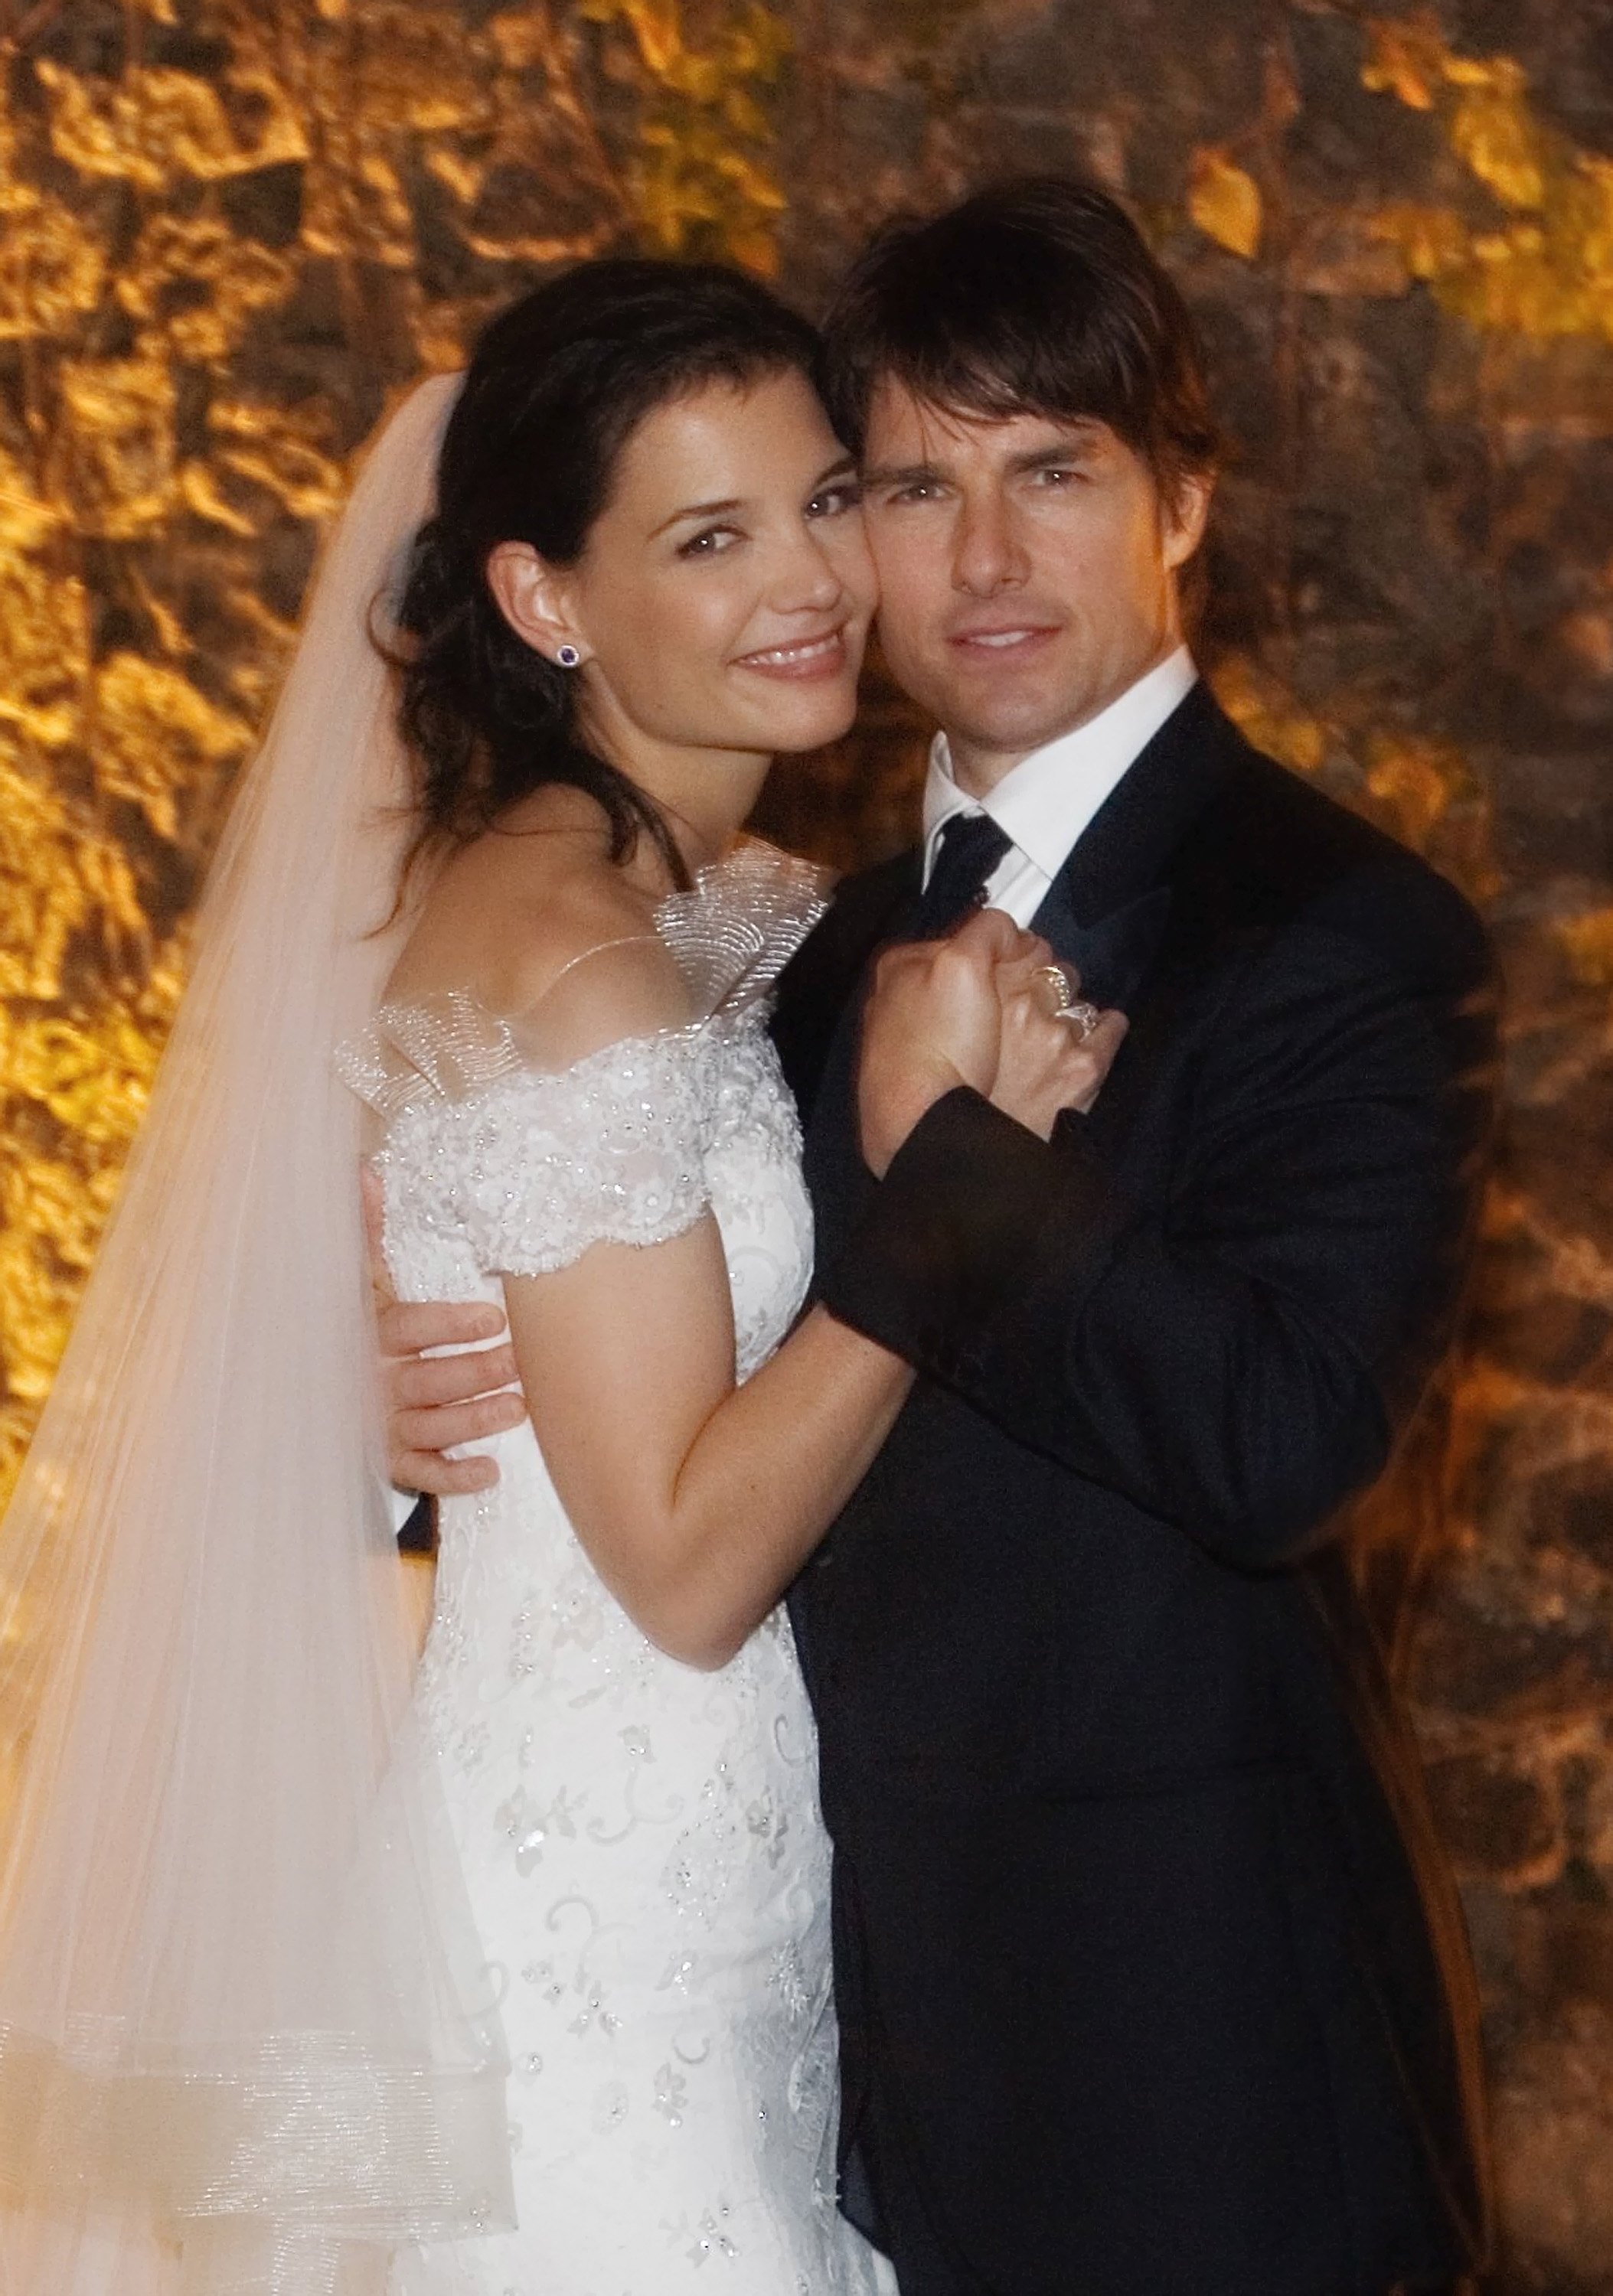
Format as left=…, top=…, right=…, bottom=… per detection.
left=0, top=373, right=512, bottom=2294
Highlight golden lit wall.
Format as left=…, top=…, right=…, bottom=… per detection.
left=0, top=0, right=797, bottom=1492
left=0, top=2, right=1611, bottom=2286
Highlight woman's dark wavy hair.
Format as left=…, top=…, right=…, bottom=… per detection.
left=390, top=259, right=821, bottom=891
left=818, top=174, right=1223, bottom=501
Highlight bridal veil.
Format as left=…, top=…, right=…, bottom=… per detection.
left=0, top=375, right=511, bottom=2294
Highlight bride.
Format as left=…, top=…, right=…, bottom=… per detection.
left=0, top=257, right=1088, bottom=2294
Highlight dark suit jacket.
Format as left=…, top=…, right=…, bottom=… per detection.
left=774, top=683, right=1497, bottom=2296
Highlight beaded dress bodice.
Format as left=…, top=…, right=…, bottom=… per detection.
left=338, top=846, right=890, bottom=2296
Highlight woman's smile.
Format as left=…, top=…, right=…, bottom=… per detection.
left=733, top=621, right=854, bottom=680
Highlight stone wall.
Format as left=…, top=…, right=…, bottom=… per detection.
left=0, top=1, right=1608, bottom=2282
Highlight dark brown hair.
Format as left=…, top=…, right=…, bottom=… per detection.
left=390, top=258, right=822, bottom=889
left=818, top=174, right=1222, bottom=504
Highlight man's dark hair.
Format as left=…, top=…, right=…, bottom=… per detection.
left=819, top=174, right=1222, bottom=502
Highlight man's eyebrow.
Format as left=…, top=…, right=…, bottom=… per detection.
left=1004, top=434, right=1107, bottom=475
left=863, top=423, right=1111, bottom=492
left=648, top=496, right=743, bottom=538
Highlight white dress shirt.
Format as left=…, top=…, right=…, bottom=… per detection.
left=921, top=645, right=1199, bottom=927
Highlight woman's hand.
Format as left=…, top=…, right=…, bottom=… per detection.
left=989, top=953, right=1129, bottom=1140
left=857, top=912, right=1131, bottom=1177
left=857, top=908, right=1024, bottom=1177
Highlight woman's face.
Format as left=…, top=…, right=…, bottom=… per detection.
left=495, top=367, right=875, bottom=788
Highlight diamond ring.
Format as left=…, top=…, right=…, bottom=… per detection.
left=1031, top=964, right=1102, bottom=1041
left=1059, top=999, right=1102, bottom=1042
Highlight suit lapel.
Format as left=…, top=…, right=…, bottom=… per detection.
left=1035, top=685, right=1249, bottom=1151
left=1056, top=679, right=1233, bottom=923
left=1030, top=873, right=1172, bottom=1016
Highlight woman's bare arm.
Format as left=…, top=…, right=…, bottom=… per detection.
left=504, top=1222, right=908, bottom=1668
left=376, top=906, right=1095, bottom=1622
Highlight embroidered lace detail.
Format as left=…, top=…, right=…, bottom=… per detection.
left=343, top=848, right=890, bottom=2296
left=344, top=1020, right=718, bottom=1287
left=335, top=840, right=828, bottom=1325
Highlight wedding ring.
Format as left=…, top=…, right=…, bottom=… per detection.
left=1033, top=962, right=1076, bottom=1017
left=1032, top=963, right=1101, bottom=1040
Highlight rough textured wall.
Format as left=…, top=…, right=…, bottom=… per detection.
left=0, top=2, right=1607, bottom=2285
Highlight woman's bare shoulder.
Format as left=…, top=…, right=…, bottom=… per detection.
left=384, top=822, right=692, bottom=1049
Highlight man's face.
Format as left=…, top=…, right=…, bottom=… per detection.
left=860, top=381, right=1211, bottom=793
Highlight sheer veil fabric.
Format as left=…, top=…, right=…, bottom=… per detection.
left=0, top=374, right=514, bottom=2294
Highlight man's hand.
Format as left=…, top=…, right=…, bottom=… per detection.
left=363, top=1166, right=527, bottom=1496
left=858, top=908, right=1041, bottom=1179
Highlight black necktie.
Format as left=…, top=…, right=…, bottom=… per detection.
left=916, top=812, right=1013, bottom=937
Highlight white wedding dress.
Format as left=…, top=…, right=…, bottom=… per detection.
left=338, top=846, right=893, bottom=2296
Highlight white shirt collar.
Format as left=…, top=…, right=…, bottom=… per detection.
left=922, top=645, right=1199, bottom=886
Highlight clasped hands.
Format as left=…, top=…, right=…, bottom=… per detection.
left=857, top=906, right=1129, bottom=1179
left=372, top=907, right=1128, bottom=1497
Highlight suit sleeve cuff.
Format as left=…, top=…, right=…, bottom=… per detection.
left=818, top=1088, right=1121, bottom=1367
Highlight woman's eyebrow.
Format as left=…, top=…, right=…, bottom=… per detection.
left=651, top=454, right=859, bottom=535
left=649, top=496, right=744, bottom=537
left=811, top=453, right=858, bottom=488
left=860, top=458, right=949, bottom=491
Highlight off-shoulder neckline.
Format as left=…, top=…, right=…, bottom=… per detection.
left=338, top=839, right=828, bottom=1120
left=391, top=837, right=825, bottom=1032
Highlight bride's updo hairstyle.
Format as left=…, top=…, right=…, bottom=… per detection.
left=393, top=258, right=822, bottom=888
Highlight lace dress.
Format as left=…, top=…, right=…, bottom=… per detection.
left=338, top=847, right=892, bottom=2296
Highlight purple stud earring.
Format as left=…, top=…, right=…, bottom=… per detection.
left=556, top=644, right=582, bottom=670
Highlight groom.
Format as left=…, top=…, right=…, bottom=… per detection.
left=386, top=179, right=1497, bottom=2294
